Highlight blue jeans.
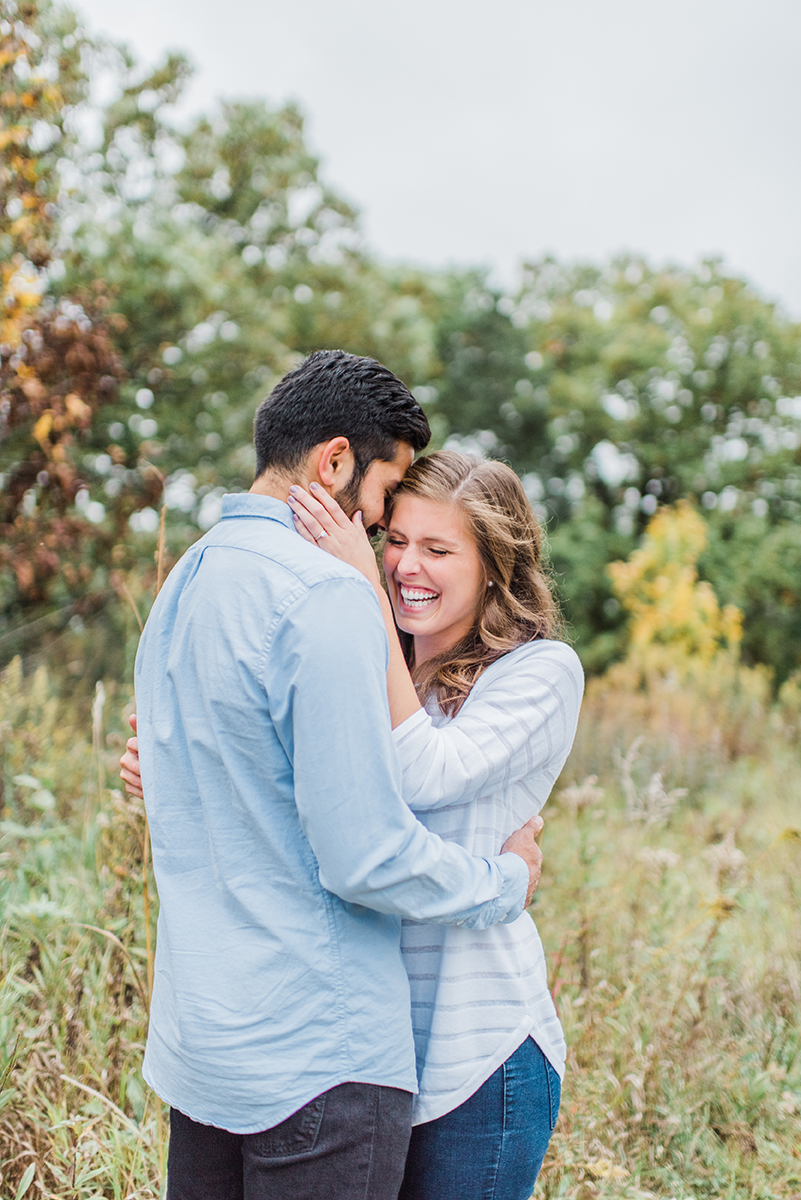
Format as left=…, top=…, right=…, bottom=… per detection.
left=399, top=1037, right=561, bottom=1200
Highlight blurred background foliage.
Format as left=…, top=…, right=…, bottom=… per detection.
left=2, top=0, right=801, bottom=692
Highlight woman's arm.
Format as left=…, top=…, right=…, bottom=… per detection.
left=288, top=484, right=420, bottom=729
left=120, top=644, right=582, bottom=812
left=394, top=642, right=584, bottom=812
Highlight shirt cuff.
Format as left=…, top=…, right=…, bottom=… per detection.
left=493, top=852, right=530, bottom=923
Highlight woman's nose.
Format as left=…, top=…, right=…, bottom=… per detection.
left=396, top=547, right=421, bottom=576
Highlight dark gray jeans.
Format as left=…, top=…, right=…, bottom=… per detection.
left=166, top=1083, right=414, bottom=1200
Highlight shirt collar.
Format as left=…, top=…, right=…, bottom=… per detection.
left=221, top=492, right=294, bottom=530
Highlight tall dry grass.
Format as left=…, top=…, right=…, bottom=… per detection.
left=0, top=644, right=799, bottom=1198
left=535, top=660, right=801, bottom=1199
left=0, top=658, right=163, bottom=1199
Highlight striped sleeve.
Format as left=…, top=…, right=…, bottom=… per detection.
left=393, top=641, right=584, bottom=814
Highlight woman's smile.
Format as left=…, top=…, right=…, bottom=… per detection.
left=397, top=585, right=441, bottom=612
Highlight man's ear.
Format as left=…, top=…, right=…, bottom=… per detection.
left=315, top=437, right=354, bottom=490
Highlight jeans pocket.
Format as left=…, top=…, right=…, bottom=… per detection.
left=251, top=1094, right=327, bottom=1158
left=544, top=1061, right=561, bottom=1133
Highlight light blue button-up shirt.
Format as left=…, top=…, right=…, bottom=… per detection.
left=134, top=493, right=528, bottom=1134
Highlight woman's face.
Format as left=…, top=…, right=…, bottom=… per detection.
left=383, top=495, right=485, bottom=661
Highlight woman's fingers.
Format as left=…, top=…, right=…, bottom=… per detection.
left=287, top=489, right=330, bottom=540
left=121, top=719, right=143, bottom=797
left=121, top=772, right=144, bottom=800
left=307, top=481, right=353, bottom=527
left=287, top=487, right=344, bottom=546
left=288, top=483, right=350, bottom=531
left=291, top=506, right=322, bottom=543
left=288, top=496, right=327, bottom=544
left=120, top=741, right=144, bottom=798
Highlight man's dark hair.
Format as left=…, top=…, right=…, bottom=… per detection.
left=253, top=350, right=430, bottom=482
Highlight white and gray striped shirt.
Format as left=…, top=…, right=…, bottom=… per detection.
left=393, top=639, right=584, bottom=1125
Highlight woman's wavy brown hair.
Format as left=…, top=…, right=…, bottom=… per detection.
left=387, top=450, right=564, bottom=716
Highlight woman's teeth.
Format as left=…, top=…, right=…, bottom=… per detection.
left=399, top=586, right=439, bottom=609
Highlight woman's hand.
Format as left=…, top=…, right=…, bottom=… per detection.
left=287, top=482, right=382, bottom=589
left=120, top=713, right=144, bottom=799
left=291, top=482, right=420, bottom=728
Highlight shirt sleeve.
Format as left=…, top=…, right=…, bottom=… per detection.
left=262, top=575, right=529, bottom=928
left=392, top=642, right=584, bottom=813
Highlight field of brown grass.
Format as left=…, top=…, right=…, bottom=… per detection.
left=0, top=647, right=799, bottom=1199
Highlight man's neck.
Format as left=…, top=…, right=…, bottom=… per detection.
left=250, top=468, right=313, bottom=503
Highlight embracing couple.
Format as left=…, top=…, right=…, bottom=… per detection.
left=122, top=349, right=584, bottom=1200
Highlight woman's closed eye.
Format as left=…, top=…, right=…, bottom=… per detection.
left=387, top=536, right=449, bottom=557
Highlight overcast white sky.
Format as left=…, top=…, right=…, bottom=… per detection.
left=74, top=0, right=801, bottom=313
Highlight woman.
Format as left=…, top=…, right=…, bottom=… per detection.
left=123, top=451, right=583, bottom=1199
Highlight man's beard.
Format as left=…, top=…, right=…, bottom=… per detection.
left=333, top=468, right=382, bottom=537
left=333, top=471, right=361, bottom=519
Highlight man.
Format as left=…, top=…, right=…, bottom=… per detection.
left=131, top=349, right=544, bottom=1200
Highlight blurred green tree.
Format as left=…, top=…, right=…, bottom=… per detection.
left=3, top=1, right=800, bottom=688
left=60, top=79, right=444, bottom=538
left=418, top=257, right=801, bottom=681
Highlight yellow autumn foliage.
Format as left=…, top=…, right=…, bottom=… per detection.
left=574, top=502, right=778, bottom=767
left=1, top=259, right=44, bottom=347
left=608, top=500, right=743, bottom=665
left=1, top=19, right=65, bottom=345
